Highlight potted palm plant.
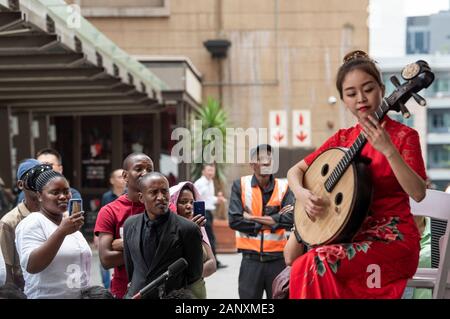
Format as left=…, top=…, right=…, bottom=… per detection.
left=191, top=97, right=236, bottom=253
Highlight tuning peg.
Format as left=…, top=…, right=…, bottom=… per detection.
left=398, top=102, right=411, bottom=119
left=411, top=92, right=427, bottom=106
left=391, top=75, right=427, bottom=107
left=390, top=75, right=401, bottom=88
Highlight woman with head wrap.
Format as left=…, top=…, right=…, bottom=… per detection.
left=15, top=167, right=92, bottom=298
left=169, top=181, right=217, bottom=298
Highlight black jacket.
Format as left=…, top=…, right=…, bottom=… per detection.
left=123, top=211, right=203, bottom=299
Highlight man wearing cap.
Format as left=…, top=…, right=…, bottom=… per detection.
left=0, top=159, right=48, bottom=289
left=228, top=144, right=295, bottom=299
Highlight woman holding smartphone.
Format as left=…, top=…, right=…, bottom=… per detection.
left=15, top=167, right=92, bottom=299
left=169, top=181, right=217, bottom=298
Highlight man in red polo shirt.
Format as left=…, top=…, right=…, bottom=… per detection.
left=94, top=153, right=153, bottom=298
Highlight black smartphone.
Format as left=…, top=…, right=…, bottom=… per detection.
left=68, top=198, right=83, bottom=216
left=193, top=201, right=206, bottom=218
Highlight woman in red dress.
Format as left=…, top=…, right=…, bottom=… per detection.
left=285, top=50, right=427, bottom=299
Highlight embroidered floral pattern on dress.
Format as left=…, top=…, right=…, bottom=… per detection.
left=312, top=242, right=372, bottom=277
left=356, top=216, right=404, bottom=243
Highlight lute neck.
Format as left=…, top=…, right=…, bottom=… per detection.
left=324, top=98, right=390, bottom=192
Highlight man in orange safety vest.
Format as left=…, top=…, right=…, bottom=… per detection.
left=228, top=144, right=295, bottom=299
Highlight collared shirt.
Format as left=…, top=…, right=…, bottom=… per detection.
left=194, top=176, right=217, bottom=211
left=94, top=194, right=145, bottom=299
left=0, top=202, right=31, bottom=288
left=140, top=211, right=170, bottom=267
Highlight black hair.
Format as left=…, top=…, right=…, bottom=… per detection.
left=110, top=168, right=123, bottom=178
left=250, top=144, right=272, bottom=160
left=35, top=148, right=62, bottom=164
left=336, top=50, right=383, bottom=100
left=22, top=164, right=53, bottom=191
left=0, top=283, right=27, bottom=299
left=80, top=286, right=115, bottom=299
left=138, top=172, right=168, bottom=191
left=202, top=163, right=215, bottom=170
left=122, top=153, right=152, bottom=171
left=26, top=167, right=65, bottom=192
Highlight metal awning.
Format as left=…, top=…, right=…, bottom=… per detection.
left=0, top=0, right=168, bottom=116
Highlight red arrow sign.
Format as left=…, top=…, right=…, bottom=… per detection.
left=296, top=131, right=308, bottom=142
left=273, top=131, right=284, bottom=142
left=299, top=114, right=304, bottom=126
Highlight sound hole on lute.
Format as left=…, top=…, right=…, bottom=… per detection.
left=321, top=164, right=329, bottom=176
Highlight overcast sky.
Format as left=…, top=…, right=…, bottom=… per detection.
left=369, top=0, right=449, bottom=57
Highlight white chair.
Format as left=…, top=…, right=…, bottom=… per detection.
left=406, top=189, right=450, bottom=299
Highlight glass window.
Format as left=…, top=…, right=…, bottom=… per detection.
left=429, top=110, right=450, bottom=133
left=160, top=108, right=179, bottom=186
left=122, top=114, right=154, bottom=159
left=81, top=116, right=112, bottom=189
left=406, top=31, right=430, bottom=54
left=428, top=145, right=450, bottom=169
left=389, top=113, right=415, bottom=128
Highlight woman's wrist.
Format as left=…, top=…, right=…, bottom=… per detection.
left=383, top=145, right=397, bottom=159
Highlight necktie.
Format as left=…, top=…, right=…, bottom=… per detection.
left=143, top=222, right=158, bottom=267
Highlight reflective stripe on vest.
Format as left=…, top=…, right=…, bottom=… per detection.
left=236, top=175, right=289, bottom=253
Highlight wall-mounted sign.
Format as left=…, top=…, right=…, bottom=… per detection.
left=269, top=111, right=288, bottom=146
left=292, top=110, right=311, bottom=147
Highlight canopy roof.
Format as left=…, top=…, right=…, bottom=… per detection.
left=0, top=0, right=168, bottom=115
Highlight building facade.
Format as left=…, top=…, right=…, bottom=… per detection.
left=75, top=0, right=370, bottom=186
left=407, top=8, right=450, bottom=55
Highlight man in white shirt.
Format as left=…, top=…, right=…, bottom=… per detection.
left=194, top=164, right=227, bottom=269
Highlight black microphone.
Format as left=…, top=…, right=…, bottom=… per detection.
left=132, top=258, right=188, bottom=299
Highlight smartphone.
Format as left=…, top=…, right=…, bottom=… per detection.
left=68, top=198, right=83, bottom=216
left=193, top=201, right=206, bottom=218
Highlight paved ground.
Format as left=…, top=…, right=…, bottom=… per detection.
left=204, top=253, right=240, bottom=299
left=90, top=249, right=241, bottom=299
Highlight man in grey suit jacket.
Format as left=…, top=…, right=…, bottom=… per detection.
left=123, top=172, right=203, bottom=299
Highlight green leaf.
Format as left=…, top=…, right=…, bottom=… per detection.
left=347, top=245, right=356, bottom=260
left=361, top=243, right=370, bottom=253
left=191, top=97, right=229, bottom=183
left=315, top=256, right=326, bottom=277
left=329, top=261, right=339, bottom=274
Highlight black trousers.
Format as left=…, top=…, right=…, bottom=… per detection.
left=205, top=210, right=217, bottom=257
left=238, top=255, right=286, bottom=299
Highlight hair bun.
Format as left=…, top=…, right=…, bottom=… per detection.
left=343, top=50, right=371, bottom=64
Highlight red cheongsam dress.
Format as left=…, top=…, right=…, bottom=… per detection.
left=289, top=116, right=426, bottom=299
